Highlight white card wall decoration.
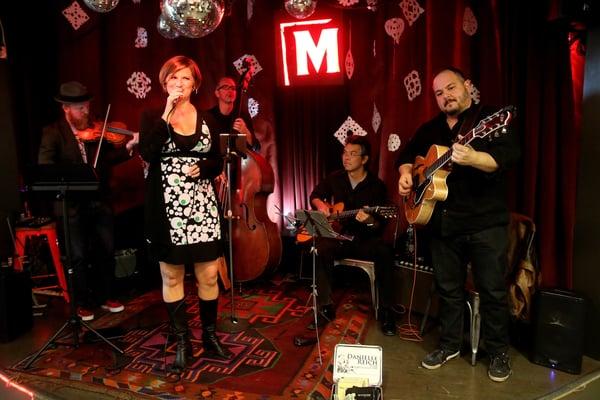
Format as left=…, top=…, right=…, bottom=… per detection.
left=127, top=71, right=152, bottom=99
left=463, top=7, right=478, bottom=36
left=367, top=0, right=378, bottom=12
left=247, top=0, right=254, bottom=20
left=62, top=1, right=90, bottom=31
left=248, top=97, right=259, bottom=118
left=469, top=82, right=481, bottom=104
left=233, top=54, right=263, bottom=77
left=345, top=50, right=354, bottom=79
left=135, top=27, right=148, bottom=48
left=334, top=116, right=368, bottom=144
left=385, top=18, right=405, bottom=45
left=403, top=70, right=421, bottom=101
left=372, top=103, right=381, bottom=133
left=388, top=134, right=401, bottom=151
left=399, top=0, right=424, bottom=27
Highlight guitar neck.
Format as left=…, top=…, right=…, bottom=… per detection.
left=331, top=206, right=379, bottom=220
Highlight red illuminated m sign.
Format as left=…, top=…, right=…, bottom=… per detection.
left=279, top=18, right=343, bottom=86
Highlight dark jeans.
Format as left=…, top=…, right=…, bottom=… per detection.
left=430, top=225, right=510, bottom=356
left=63, top=200, right=116, bottom=307
left=313, top=236, right=395, bottom=309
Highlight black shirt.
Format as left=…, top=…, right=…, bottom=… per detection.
left=397, top=104, right=520, bottom=236
left=310, top=170, right=389, bottom=239
left=207, top=105, right=259, bottom=151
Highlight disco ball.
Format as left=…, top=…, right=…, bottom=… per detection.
left=83, top=0, right=120, bottom=13
left=157, top=14, right=180, bottom=39
left=284, top=0, right=317, bottom=19
left=162, top=0, right=225, bottom=39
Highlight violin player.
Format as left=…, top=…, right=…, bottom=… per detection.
left=38, top=81, right=139, bottom=322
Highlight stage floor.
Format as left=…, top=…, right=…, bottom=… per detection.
left=1, top=274, right=599, bottom=400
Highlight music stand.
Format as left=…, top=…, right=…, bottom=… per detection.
left=293, top=210, right=352, bottom=365
left=217, top=133, right=250, bottom=333
left=23, top=164, right=124, bottom=369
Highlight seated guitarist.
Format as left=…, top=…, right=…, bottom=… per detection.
left=397, top=67, right=520, bottom=382
left=307, top=135, right=397, bottom=336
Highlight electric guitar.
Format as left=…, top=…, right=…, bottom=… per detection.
left=404, top=105, right=516, bottom=225
left=296, top=202, right=397, bottom=243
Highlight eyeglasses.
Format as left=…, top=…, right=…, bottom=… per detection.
left=342, top=150, right=363, bottom=157
left=217, top=85, right=236, bottom=91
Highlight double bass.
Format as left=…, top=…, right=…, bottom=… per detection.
left=220, top=61, right=281, bottom=282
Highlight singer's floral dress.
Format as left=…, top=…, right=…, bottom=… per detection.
left=139, top=109, right=224, bottom=264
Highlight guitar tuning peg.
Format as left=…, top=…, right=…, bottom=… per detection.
left=501, top=127, right=507, bottom=134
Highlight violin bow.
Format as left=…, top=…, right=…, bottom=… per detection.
left=92, top=103, right=112, bottom=169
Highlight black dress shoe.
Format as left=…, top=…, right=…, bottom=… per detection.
left=307, top=305, right=336, bottom=330
left=379, top=308, right=397, bottom=336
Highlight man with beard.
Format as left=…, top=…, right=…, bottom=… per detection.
left=397, top=68, right=520, bottom=382
left=207, top=76, right=259, bottom=150
left=38, top=81, right=138, bottom=321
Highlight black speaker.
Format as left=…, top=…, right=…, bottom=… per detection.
left=531, top=289, right=585, bottom=374
left=0, top=268, right=33, bottom=343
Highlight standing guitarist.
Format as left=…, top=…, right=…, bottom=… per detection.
left=397, top=68, right=520, bottom=382
left=307, top=135, right=397, bottom=336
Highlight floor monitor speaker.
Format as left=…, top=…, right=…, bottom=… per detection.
left=531, top=289, right=585, bottom=374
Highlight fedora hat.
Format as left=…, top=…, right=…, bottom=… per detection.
left=54, top=81, right=93, bottom=104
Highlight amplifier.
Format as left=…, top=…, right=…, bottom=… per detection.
left=0, top=268, right=33, bottom=342
left=394, top=260, right=437, bottom=317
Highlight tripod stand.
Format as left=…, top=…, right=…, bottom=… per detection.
left=23, top=164, right=124, bottom=369
left=293, top=210, right=351, bottom=365
left=216, top=133, right=250, bottom=333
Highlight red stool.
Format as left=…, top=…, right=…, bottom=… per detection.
left=14, top=222, right=70, bottom=303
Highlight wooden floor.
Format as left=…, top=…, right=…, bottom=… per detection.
left=1, top=279, right=600, bottom=399
left=363, top=318, right=600, bottom=399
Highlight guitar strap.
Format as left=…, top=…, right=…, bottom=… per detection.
left=455, top=104, right=483, bottom=142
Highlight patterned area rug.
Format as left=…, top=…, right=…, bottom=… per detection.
left=10, top=279, right=371, bottom=399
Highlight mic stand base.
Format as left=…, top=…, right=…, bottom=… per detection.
left=217, top=315, right=250, bottom=333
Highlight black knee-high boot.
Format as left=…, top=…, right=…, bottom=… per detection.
left=165, top=299, right=193, bottom=372
left=199, top=298, right=232, bottom=360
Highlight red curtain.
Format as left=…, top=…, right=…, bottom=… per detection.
left=7, top=0, right=580, bottom=287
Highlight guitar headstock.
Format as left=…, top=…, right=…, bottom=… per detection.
left=472, top=105, right=516, bottom=141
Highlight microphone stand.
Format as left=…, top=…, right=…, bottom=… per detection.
left=217, top=63, right=254, bottom=334
left=217, top=134, right=249, bottom=333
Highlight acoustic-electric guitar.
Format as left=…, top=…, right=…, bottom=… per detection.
left=296, top=202, right=397, bottom=243
left=404, top=106, right=516, bottom=225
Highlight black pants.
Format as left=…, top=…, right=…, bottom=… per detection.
left=63, top=200, right=116, bottom=307
left=313, top=236, right=395, bottom=309
left=430, top=225, right=510, bottom=356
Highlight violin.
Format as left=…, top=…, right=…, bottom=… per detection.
left=76, top=120, right=136, bottom=146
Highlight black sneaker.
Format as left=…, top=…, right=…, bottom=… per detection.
left=488, top=353, right=511, bottom=382
left=421, top=348, right=460, bottom=369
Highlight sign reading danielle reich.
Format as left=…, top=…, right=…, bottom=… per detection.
left=333, top=344, right=383, bottom=388
left=276, top=9, right=344, bottom=87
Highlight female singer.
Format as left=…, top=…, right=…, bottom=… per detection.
left=139, top=55, right=231, bottom=373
